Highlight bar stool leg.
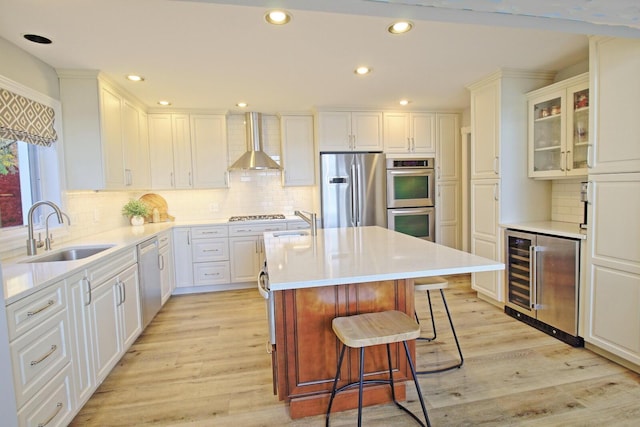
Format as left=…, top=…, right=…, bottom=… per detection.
left=416, top=290, right=438, bottom=342
left=326, top=344, right=347, bottom=427
left=403, top=341, right=431, bottom=427
left=357, top=347, right=365, bottom=427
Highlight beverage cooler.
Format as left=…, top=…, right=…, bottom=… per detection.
left=504, top=229, right=583, bottom=347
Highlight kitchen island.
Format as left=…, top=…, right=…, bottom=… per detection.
left=262, top=226, right=504, bottom=418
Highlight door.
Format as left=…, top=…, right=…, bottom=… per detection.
left=320, top=153, right=355, bottom=228
left=118, top=265, right=142, bottom=348
left=229, top=237, right=261, bottom=283
left=90, top=279, right=121, bottom=383
left=535, top=235, right=579, bottom=334
left=355, top=153, right=387, bottom=227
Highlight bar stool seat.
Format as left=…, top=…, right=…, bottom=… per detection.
left=413, top=276, right=464, bottom=374
left=326, top=310, right=431, bottom=427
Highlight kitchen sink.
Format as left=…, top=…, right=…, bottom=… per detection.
left=272, top=231, right=309, bottom=238
left=21, top=245, right=115, bottom=263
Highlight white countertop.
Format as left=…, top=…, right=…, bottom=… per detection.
left=500, top=221, right=587, bottom=240
left=263, top=226, right=505, bottom=291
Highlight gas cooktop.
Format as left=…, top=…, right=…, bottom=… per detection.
left=228, top=214, right=286, bottom=222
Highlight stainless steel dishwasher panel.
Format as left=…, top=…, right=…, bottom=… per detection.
left=138, top=238, right=162, bottom=328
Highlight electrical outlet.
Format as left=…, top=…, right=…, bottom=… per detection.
left=209, top=203, right=219, bottom=212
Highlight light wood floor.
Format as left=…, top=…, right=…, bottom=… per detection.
left=70, top=275, right=640, bottom=426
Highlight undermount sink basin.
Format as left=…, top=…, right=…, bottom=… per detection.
left=21, top=245, right=115, bottom=263
left=272, top=230, right=309, bottom=238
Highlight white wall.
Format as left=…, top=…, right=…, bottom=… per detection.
left=0, top=37, right=59, bottom=100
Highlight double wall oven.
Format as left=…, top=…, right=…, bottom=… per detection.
left=386, top=157, right=436, bottom=241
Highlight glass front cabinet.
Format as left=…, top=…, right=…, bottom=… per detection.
left=527, top=72, right=589, bottom=178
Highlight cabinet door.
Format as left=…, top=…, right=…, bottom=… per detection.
left=172, top=114, right=193, bottom=188
left=411, top=113, right=436, bottom=154
left=137, top=110, right=151, bottom=189
left=352, top=112, right=382, bottom=151
left=280, top=115, right=315, bottom=186
left=99, top=84, right=124, bottom=189
left=317, top=112, right=351, bottom=151
left=585, top=173, right=640, bottom=365
left=90, top=279, right=121, bottom=383
left=148, top=114, right=175, bottom=189
left=118, top=265, right=141, bottom=350
left=566, top=82, right=589, bottom=176
left=173, top=228, right=194, bottom=288
left=383, top=112, right=410, bottom=153
left=528, top=89, right=565, bottom=178
left=66, top=272, right=95, bottom=408
left=436, top=181, right=460, bottom=249
left=191, top=115, right=228, bottom=188
left=436, top=113, right=460, bottom=180
left=159, top=243, right=175, bottom=305
left=122, top=101, right=140, bottom=188
left=471, top=80, right=500, bottom=179
left=229, top=237, right=261, bottom=283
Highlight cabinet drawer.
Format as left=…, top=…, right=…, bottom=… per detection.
left=193, top=261, right=231, bottom=285
left=11, top=309, right=71, bottom=407
left=17, top=363, right=74, bottom=427
left=192, top=238, right=229, bottom=262
left=192, top=225, right=228, bottom=238
left=158, top=230, right=171, bottom=248
left=228, top=223, right=286, bottom=236
left=89, top=248, right=137, bottom=286
left=6, top=280, right=66, bottom=341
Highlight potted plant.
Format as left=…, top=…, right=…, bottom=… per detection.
left=122, top=199, right=150, bottom=226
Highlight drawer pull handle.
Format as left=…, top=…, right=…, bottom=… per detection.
left=27, top=300, right=55, bottom=317
left=30, top=344, right=57, bottom=366
left=204, top=273, right=220, bottom=277
left=203, top=249, right=218, bottom=252
left=38, top=402, right=63, bottom=427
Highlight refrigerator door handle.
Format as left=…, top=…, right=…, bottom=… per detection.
left=530, top=245, right=542, bottom=310
left=350, top=163, right=358, bottom=226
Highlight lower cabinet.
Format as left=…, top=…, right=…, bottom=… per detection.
left=229, top=223, right=286, bottom=283
left=158, top=231, right=175, bottom=305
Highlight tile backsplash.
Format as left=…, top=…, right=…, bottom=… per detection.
left=551, top=179, right=585, bottom=224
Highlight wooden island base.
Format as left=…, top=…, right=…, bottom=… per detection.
left=273, top=279, right=415, bottom=419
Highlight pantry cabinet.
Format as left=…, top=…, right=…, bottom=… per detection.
left=383, top=112, right=436, bottom=154
left=58, top=70, right=150, bottom=190
left=467, top=69, right=554, bottom=302
left=527, top=73, right=589, bottom=178
left=435, top=113, right=461, bottom=249
left=148, top=113, right=228, bottom=189
left=280, top=114, right=315, bottom=186
left=317, top=111, right=382, bottom=151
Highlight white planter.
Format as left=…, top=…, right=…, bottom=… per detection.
left=130, top=215, right=144, bottom=226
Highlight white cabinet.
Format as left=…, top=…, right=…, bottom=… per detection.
left=57, top=71, right=149, bottom=190
left=280, top=114, right=315, bottom=186
left=148, top=114, right=228, bottom=189
left=173, top=226, right=231, bottom=290
left=435, top=113, right=461, bottom=249
left=383, top=112, right=435, bottom=154
left=173, top=228, right=194, bottom=288
left=585, top=173, right=640, bottom=366
left=6, top=280, right=75, bottom=427
left=467, top=70, right=554, bottom=302
left=589, top=37, right=640, bottom=174
left=158, top=231, right=175, bottom=305
left=527, top=73, right=589, bottom=178
left=229, top=223, right=286, bottom=283
left=317, top=111, right=382, bottom=152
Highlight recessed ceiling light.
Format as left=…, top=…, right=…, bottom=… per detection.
left=265, top=10, right=291, bottom=25
left=126, top=75, right=145, bottom=82
left=236, top=102, right=248, bottom=108
left=388, top=21, right=413, bottom=34
left=23, top=34, right=52, bottom=44
left=157, top=100, right=171, bottom=106
left=354, top=66, right=372, bottom=76
left=399, top=99, right=411, bottom=106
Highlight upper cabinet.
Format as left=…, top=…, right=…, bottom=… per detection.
left=527, top=73, right=589, bottom=179
left=148, top=113, right=228, bottom=189
left=280, top=114, right=315, bottom=186
left=317, top=111, right=382, bottom=152
left=58, top=70, right=150, bottom=190
left=383, top=112, right=435, bottom=154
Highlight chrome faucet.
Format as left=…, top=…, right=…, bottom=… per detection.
left=45, top=211, right=71, bottom=251
left=294, top=210, right=318, bottom=236
left=26, top=201, right=63, bottom=255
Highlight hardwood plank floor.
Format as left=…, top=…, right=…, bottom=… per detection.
left=70, top=275, right=640, bottom=426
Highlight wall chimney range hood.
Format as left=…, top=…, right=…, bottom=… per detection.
left=228, top=112, right=282, bottom=170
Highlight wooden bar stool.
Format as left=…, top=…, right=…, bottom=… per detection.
left=413, top=276, right=464, bottom=374
left=326, top=310, right=431, bottom=427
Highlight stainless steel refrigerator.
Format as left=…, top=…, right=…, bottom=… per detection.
left=504, top=229, right=583, bottom=346
left=320, top=152, right=387, bottom=228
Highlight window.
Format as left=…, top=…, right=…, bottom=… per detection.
left=0, top=76, right=63, bottom=238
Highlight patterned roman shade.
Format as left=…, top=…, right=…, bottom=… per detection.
left=0, top=88, right=58, bottom=147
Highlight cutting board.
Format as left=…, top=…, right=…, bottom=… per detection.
left=139, top=193, right=175, bottom=223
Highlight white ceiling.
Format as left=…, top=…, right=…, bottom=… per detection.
left=0, top=0, right=638, bottom=113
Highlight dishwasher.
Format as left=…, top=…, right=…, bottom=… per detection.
left=138, top=237, right=162, bottom=328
